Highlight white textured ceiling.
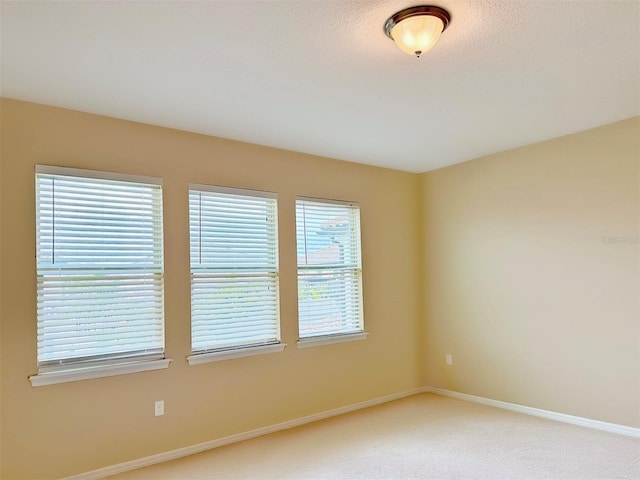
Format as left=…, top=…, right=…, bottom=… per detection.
left=1, top=0, right=639, bottom=173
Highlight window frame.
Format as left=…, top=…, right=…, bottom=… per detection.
left=187, top=184, right=285, bottom=365
left=29, top=165, right=169, bottom=386
left=295, top=196, right=366, bottom=348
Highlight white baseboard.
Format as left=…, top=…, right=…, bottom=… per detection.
left=422, top=386, right=640, bottom=439
left=63, top=387, right=424, bottom=480
left=63, top=386, right=639, bottom=479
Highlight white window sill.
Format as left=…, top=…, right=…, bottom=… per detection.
left=297, top=332, right=368, bottom=349
left=29, top=358, right=172, bottom=387
left=187, top=343, right=286, bottom=365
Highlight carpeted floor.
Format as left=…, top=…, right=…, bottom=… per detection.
left=108, top=393, right=640, bottom=479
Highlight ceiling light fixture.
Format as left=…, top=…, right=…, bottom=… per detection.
left=384, top=5, right=451, bottom=58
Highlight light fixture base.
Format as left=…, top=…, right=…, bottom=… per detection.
left=384, top=5, right=451, bottom=39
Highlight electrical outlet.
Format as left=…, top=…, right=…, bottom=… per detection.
left=446, top=354, right=453, bottom=366
left=155, top=400, right=164, bottom=416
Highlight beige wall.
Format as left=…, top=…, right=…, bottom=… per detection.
left=0, top=99, right=423, bottom=479
left=1, top=98, right=638, bottom=479
left=420, top=117, right=640, bottom=427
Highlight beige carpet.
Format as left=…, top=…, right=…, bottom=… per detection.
left=108, top=393, right=640, bottom=479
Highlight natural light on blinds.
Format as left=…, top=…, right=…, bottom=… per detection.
left=296, top=198, right=363, bottom=339
left=189, top=185, right=280, bottom=353
left=35, top=166, right=164, bottom=371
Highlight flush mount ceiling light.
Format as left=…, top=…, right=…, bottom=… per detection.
left=384, top=5, right=451, bottom=57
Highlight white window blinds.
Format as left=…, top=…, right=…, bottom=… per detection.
left=189, top=185, right=280, bottom=353
left=35, top=166, right=164, bottom=372
left=296, top=198, right=363, bottom=339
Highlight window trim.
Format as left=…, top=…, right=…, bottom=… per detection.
left=295, top=196, right=365, bottom=341
left=33, top=165, right=166, bottom=379
left=189, top=183, right=277, bottom=200
left=187, top=342, right=286, bottom=365
left=296, top=195, right=359, bottom=207
left=35, top=164, right=162, bottom=186
left=29, top=358, right=172, bottom=387
left=188, top=184, right=281, bottom=359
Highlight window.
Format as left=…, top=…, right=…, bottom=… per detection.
left=188, top=185, right=282, bottom=363
left=296, top=198, right=364, bottom=345
left=32, top=166, right=166, bottom=385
